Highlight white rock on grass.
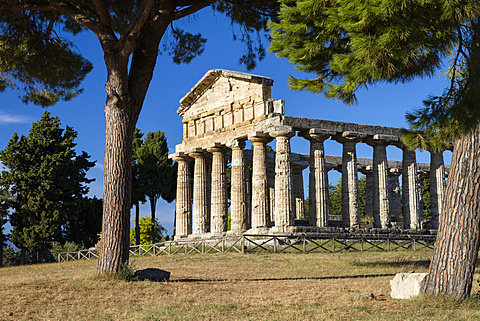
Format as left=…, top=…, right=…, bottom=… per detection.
left=390, top=273, right=428, bottom=299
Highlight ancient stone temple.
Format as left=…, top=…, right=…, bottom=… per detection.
left=169, top=69, right=448, bottom=239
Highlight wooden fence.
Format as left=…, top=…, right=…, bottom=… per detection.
left=57, top=233, right=436, bottom=262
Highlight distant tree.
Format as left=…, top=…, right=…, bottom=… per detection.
left=329, top=176, right=366, bottom=218
left=49, top=241, right=83, bottom=262
left=2, top=246, right=18, bottom=267
left=63, top=196, right=103, bottom=248
left=0, top=111, right=95, bottom=263
left=328, top=180, right=342, bottom=218
left=131, top=128, right=147, bottom=246
left=420, top=176, right=432, bottom=224
left=304, top=198, right=309, bottom=220
left=130, top=216, right=166, bottom=245
left=136, top=131, right=176, bottom=244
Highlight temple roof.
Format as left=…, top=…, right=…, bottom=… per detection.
left=177, top=69, right=274, bottom=116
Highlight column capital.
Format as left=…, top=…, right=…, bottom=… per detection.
left=358, top=165, right=373, bottom=175
left=268, top=126, right=295, bottom=138
left=169, top=152, right=193, bottom=162
left=188, top=147, right=208, bottom=158
left=248, top=131, right=273, bottom=144
left=206, top=142, right=228, bottom=154
left=365, top=134, right=399, bottom=146
left=389, top=167, right=401, bottom=176
left=226, top=138, right=246, bottom=150
left=299, top=128, right=336, bottom=142
left=334, top=131, right=367, bottom=144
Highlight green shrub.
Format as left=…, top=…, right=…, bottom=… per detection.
left=50, top=241, right=83, bottom=261
left=118, top=260, right=138, bottom=282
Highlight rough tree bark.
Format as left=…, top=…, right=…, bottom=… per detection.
left=97, top=98, right=138, bottom=272
left=97, top=19, right=167, bottom=272
left=424, top=127, right=480, bottom=298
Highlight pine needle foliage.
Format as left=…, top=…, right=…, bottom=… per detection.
left=0, top=10, right=92, bottom=106
left=270, top=0, right=480, bottom=150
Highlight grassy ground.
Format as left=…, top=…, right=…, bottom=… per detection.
left=1, top=249, right=480, bottom=320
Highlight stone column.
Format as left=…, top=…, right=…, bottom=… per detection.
left=189, top=148, right=209, bottom=235
left=335, top=132, right=365, bottom=228
left=245, top=159, right=252, bottom=229
left=171, top=153, right=193, bottom=238
left=228, top=138, right=248, bottom=232
left=208, top=144, right=228, bottom=235
left=367, top=135, right=397, bottom=228
left=300, top=129, right=334, bottom=228
left=267, top=162, right=276, bottom=223
left=248, top=132, right=273, bottom=231
left=400, top=147, right=423, bottom=229
left=430, top=151, right=446, bottom=229
left=364, top=165, right=374, bottom=217
left=292, top=166, right=305, bottom=219
left=270, top=126, right=295, bottom=231
left=388, top=168, right=402, bottom=222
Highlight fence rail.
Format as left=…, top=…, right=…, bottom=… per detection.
left=57, top=233, right=436, bottom=262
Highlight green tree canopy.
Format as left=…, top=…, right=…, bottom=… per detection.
left=329, top=176, right=366, bottom=218
left=270, top=0, right=480, bottom=149
left=130, top=216, right=166, bottom=245
left=0, top=111, right=96, bottom=262
left=0, top=10, right=92, bottom=106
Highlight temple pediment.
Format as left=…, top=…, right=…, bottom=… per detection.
left=178, top=69, right=284, bottom=141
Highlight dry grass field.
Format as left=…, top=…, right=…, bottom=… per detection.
left=1, top=250, right=480, bottom=320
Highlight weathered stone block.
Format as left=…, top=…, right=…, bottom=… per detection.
left=390, top=273, right=427, bottom=299
left=353, top=292, right=375, bottom=300
left=244, top=106, right=254, bottom=121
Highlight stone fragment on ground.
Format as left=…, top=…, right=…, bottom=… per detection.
left=353, top=292, right=375, bottom=300
left=135, top=268, right=170, bottom=282
left=390, top=272, right=427, bottom=299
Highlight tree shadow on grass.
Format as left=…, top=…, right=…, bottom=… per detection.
left=171, top=273, right=397, bottom=283
left=351, top=259, right=431, bottom=269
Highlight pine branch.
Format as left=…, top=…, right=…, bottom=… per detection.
left=118, top=0, right=155, bottom=57
left=172, top=0, right=215, bottom=21
left=92, top=0, right=111, bottom=28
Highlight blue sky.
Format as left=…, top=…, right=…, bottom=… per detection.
left=0, top=8, right=452, bottom=236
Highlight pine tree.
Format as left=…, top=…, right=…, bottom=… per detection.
left=1, top=0, right=279, bottom=273
left=270, top=0, right=480, bottom=298
left=0, top=111, right=96, bottom=262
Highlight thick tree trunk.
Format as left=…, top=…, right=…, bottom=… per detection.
left=95, top=18, right=168, bottom=274
left=424, top=127, right=480, bottom=298
left=97, top=101, right=137, bottom=273
left=135, top=202, right=140, bottom=245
